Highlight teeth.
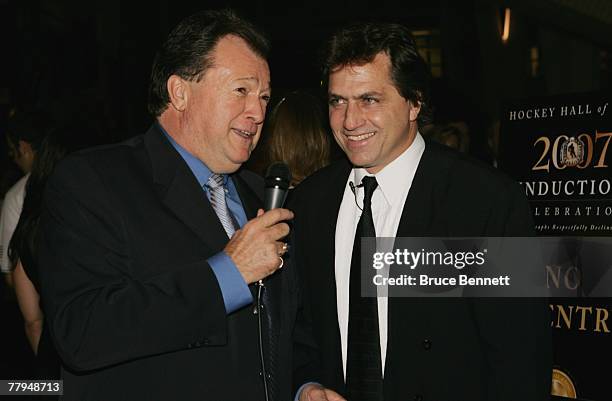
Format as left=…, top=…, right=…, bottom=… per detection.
left=234, top=129, right=254, bottom=137
left=346, top=132, right=375, bottom=141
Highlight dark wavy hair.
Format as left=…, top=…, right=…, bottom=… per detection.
left=5, top=110, right=51, bottom=152
left=8, top=123, right=101, bottom=285
left=321, top=22, right=432, bottom=125
left=147, top=9, right=270, bottom=116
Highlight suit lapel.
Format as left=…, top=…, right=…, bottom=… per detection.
left=395, top=141, right=444, bottom=237
left=387, top=142, right=450, bottom=375
left=232, top=172, right=261, bottom=220
left=317, top=164, right=350, bottom=305
left=145, top=125, right=229, bottom=253
left=309, top=160, right=352, bottom=383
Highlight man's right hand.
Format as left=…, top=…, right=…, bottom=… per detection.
left=225, top=208, right=293, bottom=284
left=299, top=384, right=346, bottom=401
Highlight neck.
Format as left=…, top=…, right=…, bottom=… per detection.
left=158, top=113, right=189, bottom=151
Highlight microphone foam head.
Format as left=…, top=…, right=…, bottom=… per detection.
left=265, top=162, right=292, bottom=190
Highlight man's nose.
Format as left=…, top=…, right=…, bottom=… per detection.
left=343, top=102, right=365, bottom=131
left=245, top=95, right=265, bottom=124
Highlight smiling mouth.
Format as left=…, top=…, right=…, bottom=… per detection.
left=232, top=128, right=256, bottom=138
left=345, top=132, right=376, bottom=141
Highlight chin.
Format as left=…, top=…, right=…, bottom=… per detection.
left=347, top=154, right=373, bottom=168
left=230, top=156, right=250, bottom=170
left=219, top=164, right=242, bottom=175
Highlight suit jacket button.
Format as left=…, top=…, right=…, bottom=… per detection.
left=414, top=394, right=423, bottom=401
left=422, top=339, right=432, bottom=350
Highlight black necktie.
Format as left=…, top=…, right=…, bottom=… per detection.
left=346, top=176, right=383, bottom=401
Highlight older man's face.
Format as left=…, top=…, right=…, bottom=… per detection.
left=182, top=35, right=271, bottom=174
left=328, top=52, right=420, bottom=174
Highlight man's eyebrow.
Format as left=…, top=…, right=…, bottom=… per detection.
left=328, top=91, right=383, bottom=99
left=328, top=93, right=346, bottom=99
left=234, top=76, right=257, bottom=82
left=357, top=91, right=383, bottom=99
left=233, top=77, right=271, bottom=93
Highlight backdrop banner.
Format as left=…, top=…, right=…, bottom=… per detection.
left=500, top=92, right=611, bottom=401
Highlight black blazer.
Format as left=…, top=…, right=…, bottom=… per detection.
left=290, top=142, right=552, bottom=401
left=38, top=125, right=298, bottom=401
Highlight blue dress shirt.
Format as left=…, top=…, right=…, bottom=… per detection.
left=160, top=124, right=253, bottom=313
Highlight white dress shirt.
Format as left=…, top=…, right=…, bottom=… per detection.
left=335, top=133, right=425, bottom=378
left=0, top=174, right=29, bottom=273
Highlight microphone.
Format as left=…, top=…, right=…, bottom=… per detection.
left=264, top=162, right=292, bottom=210
left=255, top=163, right=291, bottom=311
left=349, top=181, right=364, bottom=195
left=349, top=181, right=364, bottom=211
left=259, top=163, right=291, bottom=401
left=349, top=181, right=365, bottom=193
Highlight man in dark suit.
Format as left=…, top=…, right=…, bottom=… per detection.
left=291, top=22, right=551, bottom=401
left=38, top=10, right=295, bottom=401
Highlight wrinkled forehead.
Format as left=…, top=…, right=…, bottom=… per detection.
left=328, top=49, right=391, bottom=74
left=328, top=54, right=394, bottom=91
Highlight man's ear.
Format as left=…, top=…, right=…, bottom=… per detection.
left=167, top=75, right=189, bottom=112
left=409, top=100, right=422, bottom=122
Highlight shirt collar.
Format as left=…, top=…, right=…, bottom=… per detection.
left=158, top=122, right=228, bottom=188
left=352, top=132, right=425, bottom=207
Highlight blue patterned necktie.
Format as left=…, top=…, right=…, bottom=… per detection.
left=206, top=174, right=238, bottom=238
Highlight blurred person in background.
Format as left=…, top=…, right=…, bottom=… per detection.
left=9, top=122, right=100, bottom=383
left=427, top=121, right=470, bottom=153
left=1, top=111, right=49, bottom=288
left=251, top=90, right=332, bottom=187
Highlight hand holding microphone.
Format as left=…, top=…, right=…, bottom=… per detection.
left=225, top=163, right=292, bottom=284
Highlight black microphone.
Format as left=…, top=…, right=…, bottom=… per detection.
left=349, top=181, right=364, bottom=195
left=349, top=181, right=364, bottom=211
left=349, top=181, right=365, bottom=193
left=259, top=165, right=291, bottom=401
left=264, top=162, right=292, bottom=210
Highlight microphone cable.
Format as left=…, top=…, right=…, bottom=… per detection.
left=349, top=181, right=364, bottom=211
left=255, top=282, right=270, bottom=401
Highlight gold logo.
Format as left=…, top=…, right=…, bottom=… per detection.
left=559, top=136, right=585, bottom=167
left=551, top=368, right=577, bottom=398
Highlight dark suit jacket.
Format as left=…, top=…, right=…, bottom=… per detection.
left=290, top=142, right=552, bottom=401
left=38, top=125, right=298, bottom=401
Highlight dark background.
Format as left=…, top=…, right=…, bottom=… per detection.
left=1, top=0, right=611, bottom=163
